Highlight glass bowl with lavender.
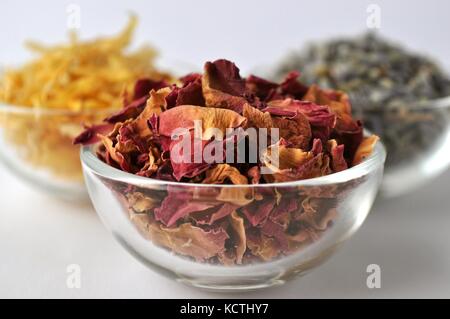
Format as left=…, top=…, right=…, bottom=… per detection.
left=275, top=33, right=450, bottom=197
left=79, top=59, right=385, bottom=291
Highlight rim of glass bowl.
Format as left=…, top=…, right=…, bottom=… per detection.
left=412, top=95, right=450, bottom=110
left=81, top=138, right=386, bottom=189
left=0, top=102, right=118, bottom=116
left=354, top=94, right=450, bottom=112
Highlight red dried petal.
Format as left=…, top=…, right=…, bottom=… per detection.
left=104, top=95, right=148, bottom=124
left=73, top=123, right=114, bottom=145
left=260, top=219, right=289, bottom=251
left=154, top=186, right=217, bottom=226
left=150, top=222, right=229, bottom=262
left=205, top=59, right=246, bottom=96
left=202, top=59, right=248, bottom=113
left=279, top=71, right=309, bottom=99
left=176, top=78, right=205, bottom=106
left=265, top=99, right=336, bottom=141
left=328, top=140, right=348, bottom=172
left=133, top=79, right=169, bottom=100
left=191, top=203, right=238, bottom=225
left=242, top=198, right=275, bottom=226
left=246, top=75, right=279, bottom=100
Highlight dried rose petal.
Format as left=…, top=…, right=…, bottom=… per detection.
left=246, top=75, right=279, bottom=100
left=279, top=71, right=309, bottom=99
left=73, top=123, right=114, bottom=145
left=247, top=166, right=261, bottom=184
left=176, top=76, right=205, bottom=106
left=202, top=164, right=248, bottom=184
left=154, top=186, right=217, bottom=227
left=229, top=211, right=247, bottom=264
left=168, top=133, right=215, bottom=181
left=243, top=103, right=311, bottom=149
left=202, top=59, right=248, bottom=113
left=332, top=117, right=363, bottom=162
left=353, top=135, right=380, bottom=166
left=158, top=105, right=247, bottom=139
left=104, top=95, right=149, bottom=124
left=328, top=139, right=348, bottom=172
left=152, top=222, right=228, bottom=262
left=261, top=140, right=331, bottom=183
left=191, top=203, right=238, bottom=225
left=247, top=230, right=280, bottom=261
left=265, top=99, right=336, bottom=141
left=128, top=87, right=172, bottom=140
left=261, top=139, right=313, bottom=172
left=303, top=85, right=352, bottom=116
left=260, top=219, right=289, bottom=251
left=99, top=135, right=133, bottom=172
left=242, top=197, right=275, bottom=226
left=133, top=79, right=169, bottom=100
left=180, top=73, right=202, bottom=86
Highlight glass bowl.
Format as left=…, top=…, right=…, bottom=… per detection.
left=0, top=103, right=114, bottom=200
left=353, top=96, right=450, bottom=198
left=255, top=63, right=450, bottom=198
left=81, top=140, right=386, bottom=291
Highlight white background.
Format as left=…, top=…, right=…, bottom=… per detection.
left=1, top=0, right=450, bottom=298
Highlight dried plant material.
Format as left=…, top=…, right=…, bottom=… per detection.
left=159, top=105, right=247, bottom=140
left=215, top=187, right=255, bottom=207
left=243, top=103, right=273, bottom=129
left=0, top=16, right=165, bottom=110
left=202, top=164, right=248, bottom=184
left=261, top=139, right=332, bottom=183
left=143, top=88, right=172, bottom=116
left=229, top=211, right=247, bottom=264
left=154, top=186, right=218, bottom=227
left=262, top=139, right=313, bottom=171
left=76, top=59, right=378, bottom=265
left=243, top=103, right=311, bottom=149
left=202, top=60, right=248, bottom=113
left=149, top=222, right=229, bottom=262
left=247, top=233, right=280, bottom=262
left=328, top=139, right=348, bottom=172
left=353, top=135, right=380, bottom=165
left=0, top=16, right=169, bottom=183
left=191, top=203, right=237, bottom=226
left=276, top=33, right=450, bottom=169
left=265, top=99, right=336, bottom=142
left=127, top=192, right=157, bottom=213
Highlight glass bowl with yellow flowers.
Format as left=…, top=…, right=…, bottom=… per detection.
left=0, top=16, right=170, bottom=200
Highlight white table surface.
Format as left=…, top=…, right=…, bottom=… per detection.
left=1, top=164, right=449, bottom=299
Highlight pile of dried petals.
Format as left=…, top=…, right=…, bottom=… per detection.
left=76, top=59, right=378, bottom=265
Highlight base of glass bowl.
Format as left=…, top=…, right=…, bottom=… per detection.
left=175, top=248, right=337, bottom=292
left=113, top=230, right=341, bottom=292
left=82, top=140, right=385, bottom=292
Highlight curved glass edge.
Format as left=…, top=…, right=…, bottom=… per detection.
left=80, top=139, right=386, bottom=189
left=357, top=95, right=450, bottom=112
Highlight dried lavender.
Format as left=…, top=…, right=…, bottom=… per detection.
left=276, top=33, right=450, bottom=169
